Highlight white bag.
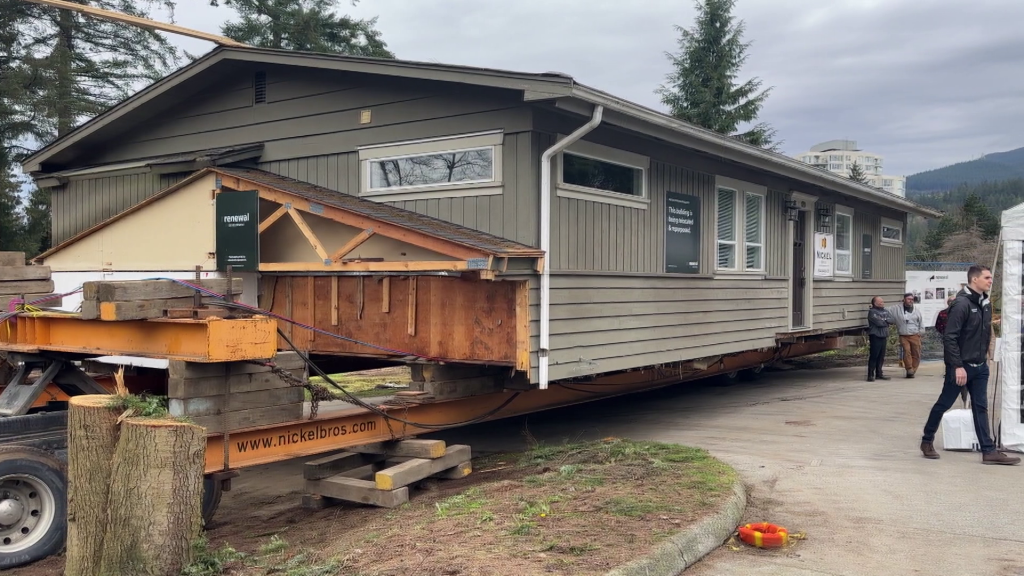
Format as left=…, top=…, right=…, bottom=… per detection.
left=941, top=408, right=980, bottom=451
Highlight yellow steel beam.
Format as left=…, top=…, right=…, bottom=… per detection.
left=0, top=314, right=277, bottom=362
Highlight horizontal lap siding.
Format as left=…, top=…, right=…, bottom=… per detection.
left=517, top=274, right=788, bottom=383
left=813, top=280, right=905, bottom=331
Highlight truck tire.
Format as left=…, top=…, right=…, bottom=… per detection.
left=202, top=475, right=223, bottom=526
left=0, top=446, right=66, bottom=569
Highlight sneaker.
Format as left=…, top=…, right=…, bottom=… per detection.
left=920, top=442, right=940, bottom=459
left=982, top=451, right=1021, bottom=466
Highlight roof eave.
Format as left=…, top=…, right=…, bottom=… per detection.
left=566, top=86, right=942, bottom=219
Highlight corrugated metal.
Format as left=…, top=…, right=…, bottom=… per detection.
left=217, top=167, right=542, bottom=256
left=52, top=172, right=189, bottom=244
left=813, top=280, right=905, bottom=331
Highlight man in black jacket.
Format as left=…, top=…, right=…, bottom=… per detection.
left=919, top=265, right=1020, bottom=465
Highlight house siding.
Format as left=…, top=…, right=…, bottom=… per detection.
left=812, top=280, right=905, bottom=333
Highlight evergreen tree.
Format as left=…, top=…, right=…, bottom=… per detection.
left=22, top=186, right=51, bottom=258
left=212, top=0, right=394, bottom=57
left=848, top=161, right=868, bottom=184
left=656, top=0, right=777, bottom=150
left=0, top=165, right=27, bottom=253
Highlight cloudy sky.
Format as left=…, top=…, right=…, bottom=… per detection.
left=158, top=0, right=1024, bottom=177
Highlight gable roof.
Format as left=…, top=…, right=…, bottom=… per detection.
left=21, top=45, right=941, bottom=219
left=35, top=166, right=543, bottom=263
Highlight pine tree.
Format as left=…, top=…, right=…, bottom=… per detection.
left=22, top=186, right=51, bottom=258
left=848, top=161, right=868, bottom=184
left=656, top=0, right=777, bottom=150
left=211, top=0, right=394, bottom=57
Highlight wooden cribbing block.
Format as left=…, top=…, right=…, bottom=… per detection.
left=188, top=403, right=303, bottom=433
left=0, top=280, right=55, bottom=296
left=434, top=460, right=472, bottom=480
left=375, top=445, right=472, bottom=491
left=306, top=476, right=409, bottom=508
left=0, top=293, right=62, bottom=308
left=347, top=439, right=447, bottom=459
left=304, top=451, right=388, bottom=481
left=79, top=297, right=202, bottom=321
left=0, top=266, right=50, bottom=282
left=168, top=386, right=304, bottom=417
left=82, top=277, right=243, bottom=302
left=0, top=252, right=26, bottom=267
left=167, top=352, right=304, bottom=379
left=168, top=371, right=297, bottom=398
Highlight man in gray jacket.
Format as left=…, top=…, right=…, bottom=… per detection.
left=867, top=296, right=896, bottom=381
left=888, top=293, right=924, bottom=378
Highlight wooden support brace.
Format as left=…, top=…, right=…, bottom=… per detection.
left=381, top=277, right=390, bottom=313
left=357, top=277, right=364, bottom=320
left=374, top=445, right=472, bottom=491
left=258, top=204, right=288, bottom=233
left=304, top=451, right=387, bottom=481
left=408, top=277, right=417, bottom=336
left=331, top=276, right=339, bottom=326
left=346, top=439, right=447, bottom=459
left=287, top=207, right=330, bottom=262
left=305, top=476, right=409, bottom=508
left=329, top=228, right=375, bottom=262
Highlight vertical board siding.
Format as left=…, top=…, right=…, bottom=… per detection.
left=52, top=172, right=189, bottom=244
left=813, top=280, right=905, bottom=332
left=766, top=189, right=788, bottom=277
left=853, top=210, right=904, bottom=281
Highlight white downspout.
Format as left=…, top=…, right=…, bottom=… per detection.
left=538, top=104, right=604, bottom=390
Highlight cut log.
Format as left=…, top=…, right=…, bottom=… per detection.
left=0, top=252, right=26, bottom=266
left=99, top=417, right=206, bottom=576
left=82, top=278, right=243, bottom=302
left=0, top=280, right=54, bottom=296
left=64, top=395, right=121, bottom=576
left=0, top=266, right=50, bottom=282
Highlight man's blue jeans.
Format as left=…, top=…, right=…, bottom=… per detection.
left=922, top=362, right=996, bottom=454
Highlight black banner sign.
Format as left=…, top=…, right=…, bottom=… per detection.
left=861, top=233, right=873, bottom=279
left=665, top=192, right=701, bottom=274
left=215, top=190, right=260, bottom=271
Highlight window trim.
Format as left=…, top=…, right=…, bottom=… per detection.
left=555, top=137, right=650, bottom=210
left=834, top=205, right=854, bottom=276
left=880, top=216, right=904, bottom=247
left=357, top=131, right=503, bottom=201
left=714, top=176, right=767, bottom=273
left=716, top=187, right=739, bottom=272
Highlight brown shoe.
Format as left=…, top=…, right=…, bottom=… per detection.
left=921, top=442, right=940, bottom=459
left=982, top=451, right=1021, bottom=465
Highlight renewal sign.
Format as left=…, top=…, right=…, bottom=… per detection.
left=215, top=189, right=260, bottom=271
left=665, top=192, right=701, bottom=274
left=813, top=232, right=834, bottom=277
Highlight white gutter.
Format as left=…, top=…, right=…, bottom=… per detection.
left=538, top=104, right=604, bottom=390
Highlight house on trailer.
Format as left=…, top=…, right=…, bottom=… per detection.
left=23, top=46, right=941, bottom=392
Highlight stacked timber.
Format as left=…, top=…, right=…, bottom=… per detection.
left=304, top=439, right=472, bottom=508
left=0, top=252, right=61, bottom=309
left=167, top=352, right=306, bottom=433
left=79, top=277, right=244, bottom=321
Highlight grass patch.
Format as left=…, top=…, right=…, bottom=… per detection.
left=181, top=537, right=246, bottom=576
left=106, top=394, right=170, bottom=419
left=434, top=487, right=488, bottom=518
left=306, top=367, right=412, bottom=400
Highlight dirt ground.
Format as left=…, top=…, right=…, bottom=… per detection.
left=11, top=439, right=736, bottom=576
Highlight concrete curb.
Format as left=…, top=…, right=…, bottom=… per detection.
left=605, top=480, right=747, bottom=576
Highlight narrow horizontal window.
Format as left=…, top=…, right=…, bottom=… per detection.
left=562, top=152, right=643, bottom=197
left=368, top=147, right=494, bottom=191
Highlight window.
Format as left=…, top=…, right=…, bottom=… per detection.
left=556, top=138, right=649, bottom=209
left=880, top=217, right=903, bottom=246
left=358, top=131, right=503, bottom=200
left=716, top=185, right=765, bottom=272
left=835, top=208, right=853, bottom=275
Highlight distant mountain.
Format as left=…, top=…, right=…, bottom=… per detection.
left=907, top=146, right=1024, bottom=193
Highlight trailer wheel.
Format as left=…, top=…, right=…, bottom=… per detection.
left=0, top=447, right=66, bottom=569
left=202, top=475, right=223, bottom=526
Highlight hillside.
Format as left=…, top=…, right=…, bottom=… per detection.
left=907, top=146, right=1024, bottom=192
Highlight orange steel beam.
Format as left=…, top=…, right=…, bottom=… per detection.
left=0, top=314, right=278, bottom=362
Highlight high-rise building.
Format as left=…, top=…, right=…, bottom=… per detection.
left=793, top=140, right=906, bottom=197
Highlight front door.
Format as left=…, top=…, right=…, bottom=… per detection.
left=792, top=210, right=807, bottom=327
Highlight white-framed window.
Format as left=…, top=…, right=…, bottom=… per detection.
left=556, top=137, right=649, bottom=209
left=715, top=179, right=765, bottom=272
left=835, top=205, right=853, bottom=275
left=880, top=216, right=903, bottom=246
left=357, top=131, right=503, bottom=201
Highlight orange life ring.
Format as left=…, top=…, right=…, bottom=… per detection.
left=738, top=522, right=789, bottom=548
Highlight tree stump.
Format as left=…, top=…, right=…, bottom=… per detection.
left=65, top=395, right=121, bottom=576
left=98, top=418, right=206, bottom=576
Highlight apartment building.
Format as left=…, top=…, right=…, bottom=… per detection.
left=794, top=140, right=906, bottom=197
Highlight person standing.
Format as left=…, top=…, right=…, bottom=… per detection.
left=934, top=294, right=956, bottom=336
left=888, top=293, right=924, bottom=378
left=867, top=296, right=895, bottom=382
left=919, top=265, right=1020, bottom=465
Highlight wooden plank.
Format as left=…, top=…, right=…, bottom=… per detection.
left=259, top=260, right=478, bottom=273
left=189, top=403, right=303, bottom=433
left=83, top=297, right=198, bottom=321
left=329, top=228, right=375, bottom=261
left=0, top=280, right=55, bottom=296
left=0, top=266, right=50, bottom=282
left=167, top=351, right=304, bottom=379
left=331, top=276, right=339, bottom=326
left=82, top=278, right=243, bottom=301
left=357, top=276, right=364, bottom=320
left=381, top=277, right=390, bottom=313
left=346, top=439, right=447, bottom=459
left=291, top=277, right=315, bottom=351
left=305, top=476, right=409, bottom=508
left=0, top=294, right=62, bottom=308
left=167, top=371, right=299, bottom=398
left=0, top=252, right=25, bottom=267
left=434, top=461, right=472, bottom=480
left=168, top=386, right=304, bottom=417
left=304, top=451, right=387, bottom=481
left=374, top=445, right=472, bottom=490
left=408, top=277, right=417, bottom=336
left=288, top=208, right=330, bottom=261
left=515, top=280, right=530, bottom=372
left=259, top=204, right=288, bottom=233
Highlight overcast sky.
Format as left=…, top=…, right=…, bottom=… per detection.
left=159, top=0, right=1024, bottom=177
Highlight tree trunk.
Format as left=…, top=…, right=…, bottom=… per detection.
left=98, top=418, right=206, bottom=576
left=65, top=395, right=121, bottom=576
